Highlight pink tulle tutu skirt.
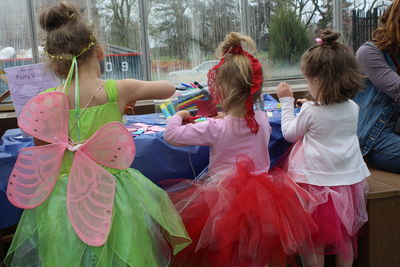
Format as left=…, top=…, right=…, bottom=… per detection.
left=280, top=141, right=369, bottom=260
left=299, top=181, right=368, bottom=259
left=166, top=155, right=318, bottom=267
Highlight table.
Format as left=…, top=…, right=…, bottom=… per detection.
left=0, top=95, right=292, bottom=229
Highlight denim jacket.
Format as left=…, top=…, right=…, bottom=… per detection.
left=354, top=44, right=398, bottom=156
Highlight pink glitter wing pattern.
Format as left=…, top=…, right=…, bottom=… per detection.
left=7, top=91, right=136, bottom=247
left=17, top=91, right=68, bottom=144
left=67, top=122, right=135, bottom=246
left=79, top=122, right=135, bottom=170
left=7, top=92, right=69, bottom=208
left=67, top=150, right=116, bottom=246
left=7, top=143, right=67, bottom=209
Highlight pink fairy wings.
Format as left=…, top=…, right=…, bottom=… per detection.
left=7, top=91, right=135, bottom=246
left=19, top=90, right=69, bottom=143
left=66, top=121, right=135, bottom=246
left=67, top=150, right=116, bottom=246
left=7, top=92, right=68, bottom=209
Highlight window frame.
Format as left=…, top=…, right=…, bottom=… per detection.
left=1, top=0, right=348, bottom=112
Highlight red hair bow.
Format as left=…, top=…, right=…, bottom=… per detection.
left=207, top=44, right=263, bottom=134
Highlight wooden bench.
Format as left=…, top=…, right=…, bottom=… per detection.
left=355, top=169, right=400, bottom=267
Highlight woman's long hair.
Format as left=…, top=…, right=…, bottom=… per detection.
left=372, top=0, right=400, bottom=54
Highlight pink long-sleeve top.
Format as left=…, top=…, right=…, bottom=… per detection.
left=164, top=111, right=271, bottom=176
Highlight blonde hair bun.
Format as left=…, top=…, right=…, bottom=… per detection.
left=217, top=32, right=257, bottom=56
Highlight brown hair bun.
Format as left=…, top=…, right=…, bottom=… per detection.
left=320, top=29, right=340, bottom=45
left=301, top=29, right=363, bottom=105
left=39, top=1, right=97, bottom=78
left=40, top=1, right=80, bottom=32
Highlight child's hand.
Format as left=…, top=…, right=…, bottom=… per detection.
left=296, top=98, right=308, bottom=107
left=176, top=110, right=191, bottom=121
left=276, top=82, right=293, bottom=98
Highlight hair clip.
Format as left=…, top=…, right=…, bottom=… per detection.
left=315, top=38, right=324, bottom=45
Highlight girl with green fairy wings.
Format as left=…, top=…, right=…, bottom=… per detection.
left=4, top=1, right=190, bottom=266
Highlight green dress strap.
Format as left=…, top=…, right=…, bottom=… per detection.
left=43, top=80, right=118, bottom=103
left=42, top=87, right=56, bottom=93
left=104, top=80, right=118, bottom=102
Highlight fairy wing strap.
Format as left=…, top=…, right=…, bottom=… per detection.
left=7, top=91, right=135, bottom=246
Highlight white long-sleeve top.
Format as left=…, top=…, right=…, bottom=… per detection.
left=280, top=97, right=370, bottom=186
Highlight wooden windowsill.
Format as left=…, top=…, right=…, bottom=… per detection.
left=0, top=111, right=16, bottom=119
left=0, top=103, right=14, bottom=112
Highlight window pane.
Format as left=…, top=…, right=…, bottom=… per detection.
left=345, top=0, right=391, bottom=52
left=95, top=0, right=144, bottom=80
left=0, top=0, right=32, bottom=103
left=249, top=0, right=336, bottom=80
left=33, top=0, right=145, bottom=82
left=149, top=0, right=241, bottom=85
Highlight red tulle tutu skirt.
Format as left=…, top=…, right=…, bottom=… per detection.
left=299, top=181, right=368, bottom=260
left=167, top=155, right=318, bottom=267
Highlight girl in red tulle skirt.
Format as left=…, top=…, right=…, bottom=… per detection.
left=163, top=32, right=318, bottom=267
left=276, top=29, right=370, bottom=267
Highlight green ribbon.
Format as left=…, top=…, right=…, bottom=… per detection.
left=62, top=57, right=81, bottom=142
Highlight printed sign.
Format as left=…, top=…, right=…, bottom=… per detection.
left=6, top=63, right=58, bottom=116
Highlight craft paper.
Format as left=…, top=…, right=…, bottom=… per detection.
left=133, top=123, right=148, bottom=128
left=148, top=126, right=164, bottom=132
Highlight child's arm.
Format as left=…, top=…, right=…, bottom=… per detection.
left=164, top=110, right=221, bottom=147
left=277, top=82, right=311, bottom=143
left=116, top=79, right=175, bottom=112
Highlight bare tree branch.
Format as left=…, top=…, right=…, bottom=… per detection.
left=305, top=6, right=318, bottom=27
left=369, top=0, right=379, bottom=10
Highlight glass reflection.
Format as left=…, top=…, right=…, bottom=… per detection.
left=0, top=0, right=33, bottom=101
left=149, top=0, right=241, bottom=84
left=2, top=0, right=394, bottom=95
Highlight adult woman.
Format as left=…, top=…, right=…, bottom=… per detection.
left=355, top=0, right=400, bottom=173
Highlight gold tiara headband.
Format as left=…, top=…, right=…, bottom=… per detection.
left=43, top=34, right=96, bottom=61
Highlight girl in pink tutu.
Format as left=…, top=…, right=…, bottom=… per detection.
left=164, top=32, right=317, bottom=267
left=277, top=29, right=370, bottom=267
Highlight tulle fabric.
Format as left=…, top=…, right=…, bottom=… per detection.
left=167, top=155, right=318, bottom=267
left=4, top=168, right=191, bottom=267
left=280, top=141, right=369, bottom=260
left=298, top=181, right=368, bottom=259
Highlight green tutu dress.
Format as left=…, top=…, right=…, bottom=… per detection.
left=4, top=80, right=190, bottom=267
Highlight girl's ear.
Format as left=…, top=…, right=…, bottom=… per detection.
left=96, top=45, right=105, bottom=60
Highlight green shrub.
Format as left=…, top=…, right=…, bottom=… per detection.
left=269, top=7, right=311, bottom=64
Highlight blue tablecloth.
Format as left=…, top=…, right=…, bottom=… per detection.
left=0, top=95, right=292, bottom=229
